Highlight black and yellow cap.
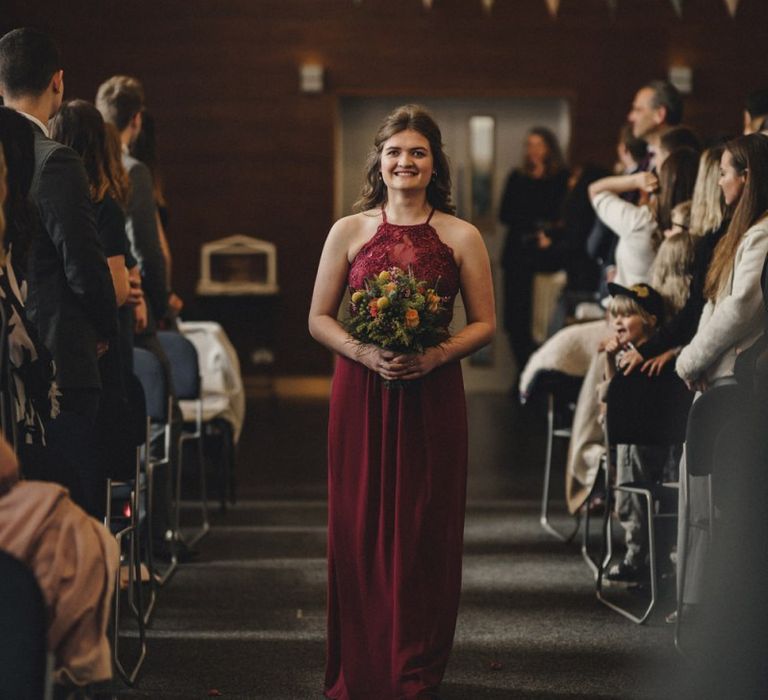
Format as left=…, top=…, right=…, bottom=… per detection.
left=607, top=282, right=665, bottom=322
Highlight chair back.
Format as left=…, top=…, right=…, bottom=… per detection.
left=606, top=366, right=693, bottom=446
left=0, top=550, right=48, bottom=699
left=522, top=369, right=583, bottom=407
left=133, top=347, right=169, bottom=423
left=685, top=382, right=743, bottom=477
left=157, top=331, right=201, bottom=401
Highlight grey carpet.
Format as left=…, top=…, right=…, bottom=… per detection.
left=117, top=394, right=679, bottom=699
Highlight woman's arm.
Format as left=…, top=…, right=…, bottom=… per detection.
left=107, top=254, right=130, bottom=306
left=590, top=190, right=656, bottom=245
left=676, top=224, right=768, bottom=381
left=588, top=172, right=656, bottom=199
left=309, top=218, right=392, bottom=377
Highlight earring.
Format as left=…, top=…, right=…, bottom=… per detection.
left=378, top=172, right=383, bottom=181
left=431, top=171, right=437, bottom=181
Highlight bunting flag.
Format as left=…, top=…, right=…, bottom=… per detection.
left=670, top=0, right=683, bottom=17
left=724, top=0, right=740, bottom=17
left=545, top=0, right=560, bottom=19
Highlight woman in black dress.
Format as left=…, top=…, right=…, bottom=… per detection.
left=499, top=126, right=569, bottom=370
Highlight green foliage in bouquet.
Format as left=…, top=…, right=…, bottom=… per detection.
left=345, top=267, right=450, bottom=353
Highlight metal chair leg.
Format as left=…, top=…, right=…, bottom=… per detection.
left=540, top=393, right=580, bottom=542
left=675, top=450, right=690, bottom=652
left=582, top=454, right=610, bottom=579
left=111, top=474, right=147, bottom=686
left=597, top=485, right=657, bottom=624
left=177, top=399, right=211, bottom=547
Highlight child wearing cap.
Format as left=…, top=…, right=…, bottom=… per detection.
left=602, top=282, right=679, bottom=584
left=603, top=282, right=664, bottom=380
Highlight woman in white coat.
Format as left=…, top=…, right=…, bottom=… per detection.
left=675, top=132, right=768, bottom=614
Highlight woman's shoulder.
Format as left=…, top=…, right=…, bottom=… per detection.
left=331, top=210, right=380, bottom=234
left=96, top=193, right=127, bottom=228
left=431, top=212, right=483, bottom=249
left=326, top=211, right=381, bottom=253
left=743, top=216, right=768, bottom=238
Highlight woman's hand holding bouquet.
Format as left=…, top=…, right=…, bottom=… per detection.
left=345, top=267, right=449, bottom=388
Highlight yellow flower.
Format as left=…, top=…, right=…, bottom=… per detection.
left=405, top=308, right=420, bottom=328
left=383, top=282, right=397, bottom=295
left=427, top=293, right=441, bottom=313
left=378, top=270, right=391, bottom=282
left=351, top=291, right=365, bottom=303
left=376, top=296, right=390, bottom=310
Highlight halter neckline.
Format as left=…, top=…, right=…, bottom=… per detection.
left=381, top=207, right=435, bottom=226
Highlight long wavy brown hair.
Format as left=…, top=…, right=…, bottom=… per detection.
left=656, top=147, right=698, bottom=232
left=704, top=133, right=768, bottom=300
left=523, top=126, right=566, bottom=177
left=354, top=104, right=455, bottom=215
left=103, top=122, right=131, bottom=208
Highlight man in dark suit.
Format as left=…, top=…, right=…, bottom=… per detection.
left=0, top=28, right=117, bottom=516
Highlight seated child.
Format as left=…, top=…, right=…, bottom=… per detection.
left=602, top=282, right=680, bottom=584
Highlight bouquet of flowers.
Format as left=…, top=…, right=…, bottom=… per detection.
left=345, top=266, right=450, bottom=387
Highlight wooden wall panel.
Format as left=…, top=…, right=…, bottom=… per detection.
left=3, top=0, right=768, bottom=374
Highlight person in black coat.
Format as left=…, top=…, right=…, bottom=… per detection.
left=499, top=126, right=569, bottom=371
left=0, top=28, right=117, bottom=516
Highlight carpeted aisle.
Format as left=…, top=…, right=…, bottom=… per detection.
left=119, top=394, right=678, bottom=699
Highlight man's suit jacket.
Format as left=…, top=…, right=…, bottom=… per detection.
left=27, top=123, right=117, bottom=390
left=121, top=152, right=168, bottom=334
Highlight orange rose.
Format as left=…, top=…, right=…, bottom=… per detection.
left=427, top=293, right=441, bottom=313
left=405, top=308, right=420, bottom=329
left=369, top=300, right=379, bottom=317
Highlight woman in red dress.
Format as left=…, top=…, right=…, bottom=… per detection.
left=309, top=105, right=495, bottom=700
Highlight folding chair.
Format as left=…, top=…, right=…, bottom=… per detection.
left=133, top=347, right=176, bottom=585
left=522, top=369, right=584, bottom=542
left=0, top=550, right=53, bottom=700
left=178, top=320, right=245, bottom=511
left=106, top=439, right=147, bottom=684
left=675, top=380, right=742, bottom=649
left=157, top=331, right=210, bottom=546
left=596, top=367, right=692, bottom=624
left=105, top=373, right=158, bottom=627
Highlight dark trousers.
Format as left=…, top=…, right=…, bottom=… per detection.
left=37, top=388, right=103, bottom=518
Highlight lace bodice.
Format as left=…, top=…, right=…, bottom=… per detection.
left=349, top=210, right=460, bottom=318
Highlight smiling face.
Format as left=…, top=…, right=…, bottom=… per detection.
left=718, top=149, right=747, bottom=206
left=379, top=129, right=434, bottom=194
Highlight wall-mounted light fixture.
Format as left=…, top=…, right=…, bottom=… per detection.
left=668, top=65, right=693, bottom=95
left=300, top=63, right=324, bottom=93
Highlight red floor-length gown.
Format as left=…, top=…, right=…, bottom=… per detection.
left=325, top=209, right=468, bottom=700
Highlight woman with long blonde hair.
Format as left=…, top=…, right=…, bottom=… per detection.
left=689, top=145, right=725, bottom=237
left=677, top=133, right=768, bottom=385
left=674, top=132, right=768, bottom=615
